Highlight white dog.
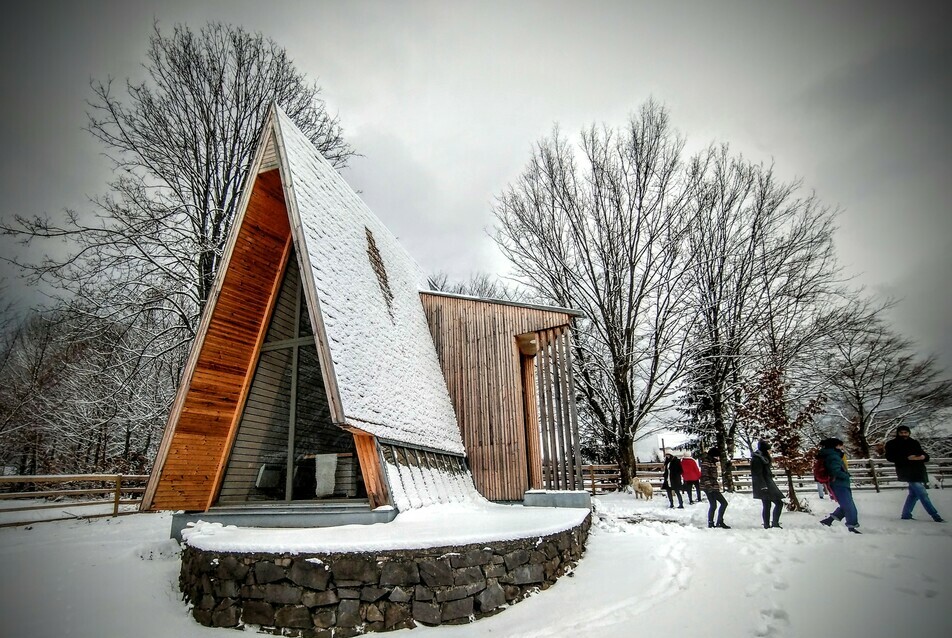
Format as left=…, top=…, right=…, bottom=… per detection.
left=631, top=478, right=654, bottom=500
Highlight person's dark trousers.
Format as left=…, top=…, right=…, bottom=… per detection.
left=761, top=498, right=782, bottom=528
left=667, top=488, right=683, bottom=508
left=829, top=483, right=859, bottom=528
left=705, top=489, right=727, bottom=525
left=685, top=481, right=701, bottom=503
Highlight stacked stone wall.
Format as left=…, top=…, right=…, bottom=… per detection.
left=180, top=513, right=590, bottom=636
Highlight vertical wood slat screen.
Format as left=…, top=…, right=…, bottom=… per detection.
left=537, top=327, right=584, bottom=491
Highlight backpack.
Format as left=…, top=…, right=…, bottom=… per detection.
left=813, top=456, right=831, bottom=485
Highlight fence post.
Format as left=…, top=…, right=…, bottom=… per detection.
left=588, top=465, right=595, bottom=495
left=868, top=459, right=880, bottom=493
left=113, top=474, right=122, bottom=516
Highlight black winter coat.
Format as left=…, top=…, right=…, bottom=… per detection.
left=662, top=457, right=683, bottom=490
left=884, top=436, right=930, bottom=483
left=750, top=451, right=784, bottom=501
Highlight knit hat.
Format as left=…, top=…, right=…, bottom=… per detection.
left=820, top=438, right=844, bottom=448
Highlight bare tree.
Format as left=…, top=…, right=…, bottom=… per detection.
left=1, top=22, right=353, bottom=471
left=0, top=308, right=172, bottom=475
left=819, top=303, right=952, bottom=457
left=427, top=271, right=525, bottom=301
left=494, top=100, right=700, bottom=484
left=681, top=148, right=840, bottom=488
left=5, top=21, right=352, bottom=324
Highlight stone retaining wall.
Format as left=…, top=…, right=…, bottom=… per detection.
left=180, top=513, right=590, bottom=636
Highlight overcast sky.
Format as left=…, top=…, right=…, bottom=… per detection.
left=1, top=0, right=950, bottom=371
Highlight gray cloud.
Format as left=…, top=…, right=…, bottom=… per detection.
left=1, top=0, right=949, bottom=374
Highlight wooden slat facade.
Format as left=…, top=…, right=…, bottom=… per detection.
left=149, top=169, right=292, bottom=510
left=420, top=292, right=583, bottom=501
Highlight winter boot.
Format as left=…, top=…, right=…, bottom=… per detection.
left=715, top=521, right=731, bottom=529
left=708, top=521, right=715, bottom=528
left=820, top=516, right=834, bottom=526
left=848, top=527, right=862, bottom=534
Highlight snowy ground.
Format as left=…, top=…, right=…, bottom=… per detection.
left=1, top=489, right=950, bottom=638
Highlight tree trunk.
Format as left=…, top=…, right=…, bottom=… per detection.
left=784, top=468, right=807, bottom=512
left=617, top=425, right=636, bottom=486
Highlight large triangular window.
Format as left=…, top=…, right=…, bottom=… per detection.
left=217, top=248, right=363, bottom=504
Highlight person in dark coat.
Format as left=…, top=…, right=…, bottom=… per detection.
left=884, top=425, right=944, bottom=522
left=818, top=438, right=861, bottom=533
left=662, top=452, right=684, bottom=508
left=700, top=447, right=730, bottom=528
left=750, top=440, right=784, bottom=528
left=681, top=452, right=702, bottom=504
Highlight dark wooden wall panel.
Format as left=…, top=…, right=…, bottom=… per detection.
left=151, top=170, right=291, bottom=510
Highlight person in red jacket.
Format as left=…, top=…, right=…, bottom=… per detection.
left=680, top=452, right=702, bottom=504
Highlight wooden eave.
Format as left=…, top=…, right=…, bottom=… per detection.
left=419, top=289, right=585, bottom=319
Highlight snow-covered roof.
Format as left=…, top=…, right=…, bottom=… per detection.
left=274, top=108, right=464, bottom=455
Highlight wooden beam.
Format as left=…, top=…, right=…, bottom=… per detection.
left=346, top=427, right=391, bottom=509
left=521, top=350, right=543, bottom=490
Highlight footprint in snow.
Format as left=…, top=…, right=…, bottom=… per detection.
left=846, top=569, right=878, bottom=580
left=754, top=605, right=790, bottom=637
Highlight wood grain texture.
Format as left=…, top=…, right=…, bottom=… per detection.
left=419, top=293, right=579, bottom=501
left=150, top=170, right=291, bottom=511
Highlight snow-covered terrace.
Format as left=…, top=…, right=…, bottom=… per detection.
left=182, top=501, right=589, bottom=553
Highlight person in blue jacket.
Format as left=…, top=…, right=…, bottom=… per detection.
left=818, top=438, right=861, bottom=534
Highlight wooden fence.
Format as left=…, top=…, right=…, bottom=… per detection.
left=0, top=474, right=149, bottom=527
left=581, top=458, right=952, bottom=495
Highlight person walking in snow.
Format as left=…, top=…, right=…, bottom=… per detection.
left=700, top=447, right=730, bottom=528
left=681, top=452, right=702, bottom=504
left=818, top=438, right=861, bottom=534
left=884, top=425, right=944, bottom=522
left=750, top=440, right=784, bottom=529
left=662, top=452, right=684, bottom=509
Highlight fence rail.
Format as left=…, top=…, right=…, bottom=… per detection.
left=581, top=459, right=952, bottom=495
left=0, top=474, right=149, bottom=527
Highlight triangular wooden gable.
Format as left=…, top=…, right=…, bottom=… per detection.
left=143, top=107, right=469, bottom=512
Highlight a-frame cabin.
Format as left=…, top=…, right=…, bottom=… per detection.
left=142, top=106, right=584, bottom=527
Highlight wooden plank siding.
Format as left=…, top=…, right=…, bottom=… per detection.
left=150, top=169, right=292, bottom=510
left=419, top=292, right=581, bottom=501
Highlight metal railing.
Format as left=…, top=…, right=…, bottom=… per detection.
left=0, top=474, right=149, bottom=527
